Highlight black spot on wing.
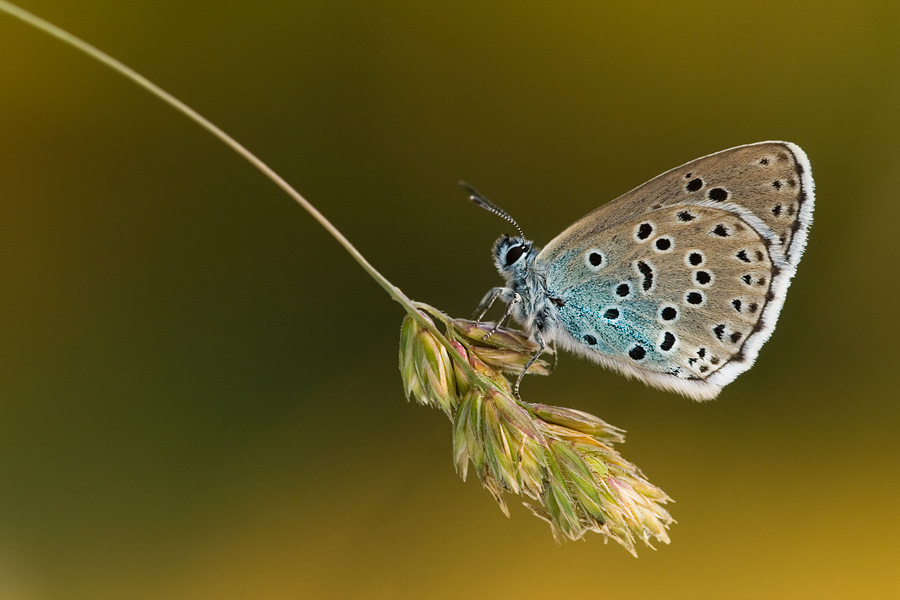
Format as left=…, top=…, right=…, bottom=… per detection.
left=636, top=261, right=654, bottom=291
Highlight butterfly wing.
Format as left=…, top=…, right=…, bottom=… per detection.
left=541, top=142, right=813, bottom=267
left=535, top=142, right=814, bottom=399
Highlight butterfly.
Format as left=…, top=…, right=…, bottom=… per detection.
left=468, top=141, right=814, bottom=400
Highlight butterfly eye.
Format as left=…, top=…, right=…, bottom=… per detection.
left=504, top=244, right=528, bottom=266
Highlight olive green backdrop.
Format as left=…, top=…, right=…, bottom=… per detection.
left=1, top=1, right=898, bottom=598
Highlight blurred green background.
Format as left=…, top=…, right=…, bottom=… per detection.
left=1, top=1, right=899, bottom=598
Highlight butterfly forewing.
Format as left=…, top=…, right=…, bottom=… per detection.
left=540, top=142, right=813, bottom=268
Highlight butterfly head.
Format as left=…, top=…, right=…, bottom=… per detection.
left=492, top=235, right=535, bottom=280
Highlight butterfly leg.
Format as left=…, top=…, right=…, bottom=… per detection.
left=488, top=292, right=521, bottom=336
left=474, top=287, right=520, bottom=337
left=473, top=286, right=505, bottom=322
left=514, top=329, right=544, bottom=399
left=547, top=340, right=558, bottom=374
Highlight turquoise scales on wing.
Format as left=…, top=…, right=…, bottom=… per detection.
left=542, top=202, right=782, bottom=392
left=478, top=141, right=814, bottom=400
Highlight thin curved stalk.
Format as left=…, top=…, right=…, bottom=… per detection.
left=0, top=0, right=478, bottom=380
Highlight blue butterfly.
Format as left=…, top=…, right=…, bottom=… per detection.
left=469, top=141, right=814, bottom=400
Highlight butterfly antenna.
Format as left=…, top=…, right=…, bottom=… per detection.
left=459, top=181, right=526, bottom=239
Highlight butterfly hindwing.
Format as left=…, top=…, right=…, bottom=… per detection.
left=539, top=200, right=798, bottom=400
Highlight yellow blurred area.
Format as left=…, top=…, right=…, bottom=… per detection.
left=1, top=1, right=899, bottom=598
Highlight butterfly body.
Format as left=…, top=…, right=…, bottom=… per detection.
left=475, top=141, right=814, bottom=400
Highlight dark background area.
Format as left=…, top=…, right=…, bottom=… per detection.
left=1, top=1, right=898, bottom=598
